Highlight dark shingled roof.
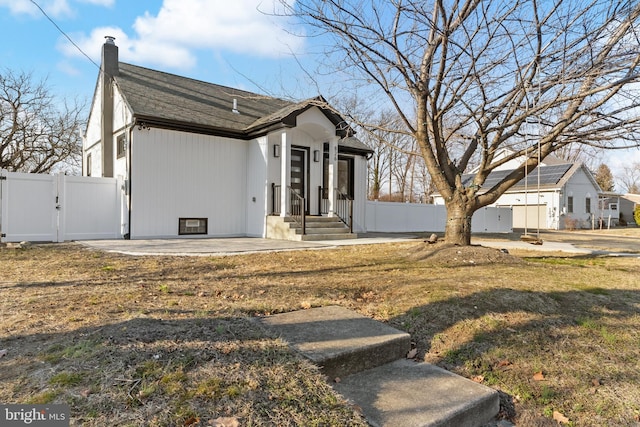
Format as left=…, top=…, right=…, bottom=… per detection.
left=114, top=61, right=371, bottom=156
left=462, top=163, right=574, bottom=190
left=116, top=62, right=292, bottom=134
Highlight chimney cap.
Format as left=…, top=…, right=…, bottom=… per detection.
left=105, top=36, right=116, bottom=45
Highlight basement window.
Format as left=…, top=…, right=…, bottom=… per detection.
left=178, top=218, right=208, bottom=235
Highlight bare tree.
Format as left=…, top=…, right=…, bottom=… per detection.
left=0, top=69, right=84, bottom=174
left=279, top=0, right=640, bottom=244
left=618, top=161, right=640, bottom=193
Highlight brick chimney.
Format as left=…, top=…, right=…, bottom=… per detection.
left=101, top=36, right=118, bottom=178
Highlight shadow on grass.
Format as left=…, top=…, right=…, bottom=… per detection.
left=0, top=315, right=368, bottom=426
left=388, top=287, right=640, bottom=424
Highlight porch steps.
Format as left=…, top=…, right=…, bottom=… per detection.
left=266, top=216, right=357, bottom=241
left=256, top=306, right=500, bottom=427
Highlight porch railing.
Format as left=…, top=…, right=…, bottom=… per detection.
left=318, top=186, right=329, bottom=215
left=271, top=183, right=306, bottom=235
left=289, top=188, right=306, bottom=235
left=318, top=186, right=353, bottom=233
left=335, top=190, right=353, bottom=233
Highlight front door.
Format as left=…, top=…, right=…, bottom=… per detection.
left=290, top=148, right=308, bottom=213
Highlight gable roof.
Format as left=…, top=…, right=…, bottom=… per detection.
left=114, top=62, right=358, bottom=142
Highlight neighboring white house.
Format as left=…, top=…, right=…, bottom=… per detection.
left=84, top=37, right=372, bottom=240
left=432, top=149, right=605, bottom=230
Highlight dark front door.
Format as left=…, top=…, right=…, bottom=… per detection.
left=290, top=148, right=308, bottom=213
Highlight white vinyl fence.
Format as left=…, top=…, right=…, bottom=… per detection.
left=365, top=201, right=512, bottom=233
left=0, top=170, right=122, bottom=243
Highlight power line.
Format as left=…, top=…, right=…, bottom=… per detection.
left=29, top=0, right=102, bottom=72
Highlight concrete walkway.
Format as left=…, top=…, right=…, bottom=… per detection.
left=257, top=306, right=499, bottom=427
left=80, top=233, right=420, bottom=256
left=80, top=232, right=618, bottom=257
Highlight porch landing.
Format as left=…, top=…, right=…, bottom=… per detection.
left=266, top=215, right=357, bottom=241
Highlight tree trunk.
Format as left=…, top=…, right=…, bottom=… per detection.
left=444, top=200, right=473, bottom=246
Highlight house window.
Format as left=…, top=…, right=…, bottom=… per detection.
left=585, top=197, right=591, bottom=214
left=86, top=153, right=92, bottom=176
left=117, top=134, right=126, bottom=159
left=178, top=218, right=207, bottom=235
left=567, top=196, right=573, bottom=213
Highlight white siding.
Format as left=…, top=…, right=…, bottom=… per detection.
left=84, top=80, right=103, bottom=177
left=352, top=155, right=368, bottom=232
left=130, top=128, right=248, bottom=238
left=267, top=129, right=327, bottom=216
left=246, top=137, right=268, bottom=237
left=83, top=80, right=133, bottom=179
left=84, top=82, right=102, bottom=153
left=113, top=85, right=132, bottom=180
left=561, top=168, right=600, bottom=229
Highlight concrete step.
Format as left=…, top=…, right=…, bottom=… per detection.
left=256, top=306, right=409, bottom=378
left=334, top=359, right=500, bottom=427
left=296, top=227, right=351, bottom=235
left=299, top=233, right=358, bottom=241
left=303, top=221, right=350, bottom=229
left=256, top=306, right=499, bottom=427
left=272, top=216, right=357, bottom=241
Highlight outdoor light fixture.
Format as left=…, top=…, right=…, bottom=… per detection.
left=313, top=150, right=320, bottom=162
left=273, top=144, right=280, bottom=158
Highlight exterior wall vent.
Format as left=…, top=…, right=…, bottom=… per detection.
left=178, top=218, right=208, bottom=235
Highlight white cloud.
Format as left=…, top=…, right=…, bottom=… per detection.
left=131, top=0, right=302, bottom=58
left=0, top=0, right=109, bottom=17
left=58, top=26, right=198, bottom=70
left=58, top=0, right=303, bottom=71
left=78, top=0, right=113, bottom=5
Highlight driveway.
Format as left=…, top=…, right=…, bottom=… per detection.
left=474, top=229, right=640, bottom=256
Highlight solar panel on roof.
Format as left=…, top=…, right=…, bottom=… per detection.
left=462, top=164, right=572, bottom=189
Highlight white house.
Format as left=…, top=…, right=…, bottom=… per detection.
left=83, top=37, right=372, bottom=240
left=432, top=149, right=604, bottom=230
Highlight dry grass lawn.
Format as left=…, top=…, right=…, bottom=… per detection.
left=1, top=230, right=639, bottom=426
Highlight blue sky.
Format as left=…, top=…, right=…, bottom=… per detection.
left=0, top=0, right=315, bottom=102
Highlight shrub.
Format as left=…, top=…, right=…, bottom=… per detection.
left=564, top=216, right=578, bottom=230
left=634, top=205, right=640, bottom=226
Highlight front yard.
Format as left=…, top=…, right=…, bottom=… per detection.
left=1, top=233, right=639, bottom=426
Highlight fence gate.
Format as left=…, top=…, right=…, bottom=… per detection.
left=0, top=170, right=122, bottom=243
